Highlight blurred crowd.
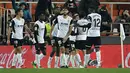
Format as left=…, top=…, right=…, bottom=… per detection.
left=0, top=0, right=130, bottom=45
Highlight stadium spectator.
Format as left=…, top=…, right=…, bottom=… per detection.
left=114, top=10, right=130, bottom=36
left=0, top=35, right=7, bottom=45
left=64, top=0, right=78, bottom=15
left=78, top=0, right=100, bottom=15
left=99, top=5, right=112, bottom=35
left=35, top=0, right=52, bottom=21
left=11, top=0, right=32, bottom=22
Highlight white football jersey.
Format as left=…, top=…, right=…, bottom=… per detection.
left=76, top=18, right=90, bottom=40
left=34, top=20, right=46, bottom=43
left=87, top=13, right=101, bottom=37
left=56, top=15, right=73, bottom=38
left=10, top=18, right=25, bottom=39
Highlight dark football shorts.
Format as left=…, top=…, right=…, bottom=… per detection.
left=11, top=39, right=23, bottom=48
left=86, top=37, right=101, bottom=49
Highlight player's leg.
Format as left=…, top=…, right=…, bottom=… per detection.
left=85, top=46, right=92, bottom=67
left=47, top=38, right=56, bottom=68
left=54, top=38, right=60, bottom=68
left=47, top=47, right=55, bottom=68
left=94, top=37, right=101, bottom=68
left=39, top=43, right=46, bottom=60
left=84, top=37, right=92, bottom=67
left=60, top=39, right=70, bottom=68
left=83, top=49, right=86, bottom=67
left=11, top=39, right=18, bottom=68
left=16, top=39, right=25, bottom=68
left=32, top=43, right=40, bottom=68
left=70, top=50, right=76, bottom=68
left=38, top=43, right=46, bottom=68
left=65, top=39, right=71, bottom=67
left=80, top=40, right=87, bottom=67
left=60, top=45, right=67, bottom=67
left=65, top=48, right=70, bottom=67
left=69, top=41, right=76, bottom=68
left=75, top=41, right=82, bottom=68
left=17, top=46, right=23, bottom=68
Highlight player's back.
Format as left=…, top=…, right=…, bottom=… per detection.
left=76, top=18, right=89, bottom=40
left=87, top=13, right=101, bottom=37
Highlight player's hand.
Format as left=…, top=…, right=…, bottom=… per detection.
left=7, top=40, right=10, bottom=45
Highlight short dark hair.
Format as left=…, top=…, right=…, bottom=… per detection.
left=37, top=12, right=45, bottom=17
left=88, top=7, right=96, bottom=13
left=15, top=8, right=22, bottom=15
left=79, top=11, right=86, bottom=18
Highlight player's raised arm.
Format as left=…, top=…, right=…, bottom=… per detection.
left=50, top=18, right=58, bottom=39
left=11, top=0, right=17, bottom=10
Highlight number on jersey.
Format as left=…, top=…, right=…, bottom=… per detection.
left=93, top=18, right=101, bottom=27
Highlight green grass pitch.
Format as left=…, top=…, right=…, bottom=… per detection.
left=0, top=68, right=130, bottom=73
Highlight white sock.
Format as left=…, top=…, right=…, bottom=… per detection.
left=75, top=53, right=81, bottom=63
left=83, top=55, right=86, bottom=67
left=34, top=54, right=37, bottom=64
left=75, top=53, right=82, bottom=67
left=96, top=51, right=101, bottom=66
left=55, top=56, right=59, bottom=68
left=85, top=54, right=90, bottom=67
left=36, top=54, right=40, bottom=68
left=17, top=53, right=22, bottom=66
left=63, top=53, right=67, bottom=66
left=47, top=57, right=53, bottom=68
left=39, top=53, right=45, bottom=60
left=48, top=57, right=53, bottom=64
left=60, top=54, right=63, bottom=66
left=65, top=54, right=70, bottom=66
left=70, top=55, right=75, bottom=68
left=12, top=54, right=18, bottom=66
left=75, top=57, right=80, bottom=67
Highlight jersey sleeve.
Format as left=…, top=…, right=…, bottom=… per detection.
left=33, top=23, right=39, bottom=43
left=34, top=23, right=39, bottom=31
left=53, top=17, right=58, bottom=25
left=9, top=20, right=15, bottom=27
left=70, top=20, right=73, bottom=26
left=87, top=15, right=92, bottom=23
left=23, top=19, right=25, bottom=25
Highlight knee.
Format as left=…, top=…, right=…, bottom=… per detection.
left=16, top=46, right=22, bottom=53
left=36, top=49, right=40, bottom=54
left=41, top=48, right=46, bottom=55
left=86, top=46, right=91, bottom=54
left=95, top=46, right=100, bottom=52
left=95, top=48, right=100, bottom=52
left=65, top=48, right=69, bottom=54
left=61, top=47, right=65, bottom=53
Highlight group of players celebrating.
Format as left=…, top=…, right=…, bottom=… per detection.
left=7, top=5, right=101, bottom=68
